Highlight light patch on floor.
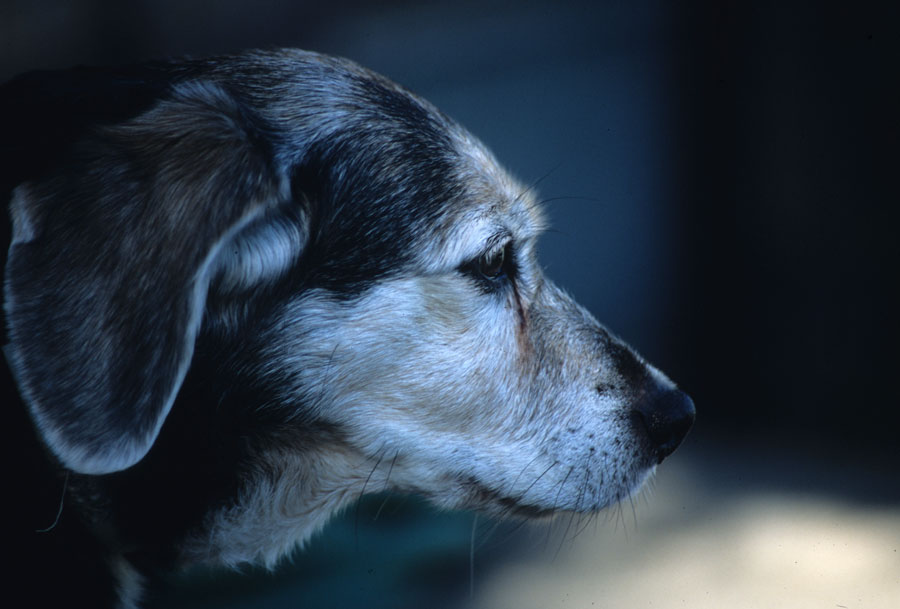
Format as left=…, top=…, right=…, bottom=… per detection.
left=472, top=456, right=900, bottom=609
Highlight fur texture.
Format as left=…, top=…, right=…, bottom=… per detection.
left=1, top=49, right=694, bottom=607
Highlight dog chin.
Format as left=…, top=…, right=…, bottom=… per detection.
left=445, top=462, right=657, bottom=521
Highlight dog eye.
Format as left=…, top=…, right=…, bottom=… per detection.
left=477, top=244, right=508, bottom=280
left=460, top=241, right=515, bottom=288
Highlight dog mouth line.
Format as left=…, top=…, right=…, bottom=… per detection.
left=456, top=455, right=655, bottom=519
left=461, top=476, right=559, bottom=519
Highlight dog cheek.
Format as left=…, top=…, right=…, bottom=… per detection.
left=291, top=280, right=526, bottom=445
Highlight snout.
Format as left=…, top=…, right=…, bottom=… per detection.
left=633, top=386, right=695, bottom=464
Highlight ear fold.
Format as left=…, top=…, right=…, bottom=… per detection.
left=4, top=81, right=291, bottom=474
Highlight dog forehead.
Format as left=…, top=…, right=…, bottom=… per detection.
left=413, top=131, right=546, bottom=271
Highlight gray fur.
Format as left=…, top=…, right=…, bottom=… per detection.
left=3, top=49, right=693, bottom=606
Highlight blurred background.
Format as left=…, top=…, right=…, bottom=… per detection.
left=3, top=0, right=897, bottom=607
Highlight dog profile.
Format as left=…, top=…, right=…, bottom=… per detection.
left=2, top=49, right=694, bottom=608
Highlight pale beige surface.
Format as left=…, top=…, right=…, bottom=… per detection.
left=471, top=450, right=900, bottom=609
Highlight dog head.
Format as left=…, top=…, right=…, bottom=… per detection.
left=4, top=49, right=693, bottom=564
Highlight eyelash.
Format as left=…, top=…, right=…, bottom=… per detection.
left=461, top=241, right=515, bottom=289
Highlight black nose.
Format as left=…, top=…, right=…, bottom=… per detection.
left=634, top=388, right=695, bottom=463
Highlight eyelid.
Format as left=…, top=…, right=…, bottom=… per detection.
left=453, top=229, right=513, bottom=276
left=482, top=231, right=512, bottom=258
left=457, top=235, right=513, bottom=280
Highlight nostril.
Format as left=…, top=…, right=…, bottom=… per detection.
left=635, top=389, right=695, bottom=464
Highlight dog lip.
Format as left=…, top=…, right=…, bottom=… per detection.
left=463, top=476, right=557, bottom=518
left=496, top=495, right=557, bottom=518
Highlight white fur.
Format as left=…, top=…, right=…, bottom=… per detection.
left=210, top=206, right=307, bottom=292
left=111, top=556, right=145, bottom=609
left=8, top=185, right=39, bottom=244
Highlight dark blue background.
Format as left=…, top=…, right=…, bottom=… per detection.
left=3, top=1, right=897, bottom=607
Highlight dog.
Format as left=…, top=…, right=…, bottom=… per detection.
left=1, top=49, right=694, bottom=608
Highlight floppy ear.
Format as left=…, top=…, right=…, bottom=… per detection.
left=4, top=81, right=292, bottom=474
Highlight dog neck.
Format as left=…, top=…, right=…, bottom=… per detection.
left=178, top=441, right=375, bottom=568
